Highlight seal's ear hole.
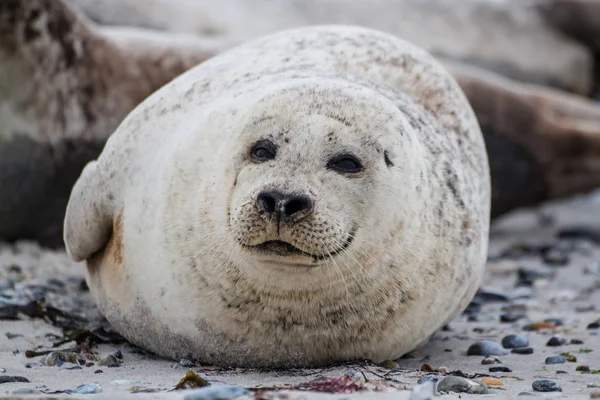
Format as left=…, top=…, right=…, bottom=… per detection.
left=251, top=139, right=277, bottom=162
left=327, top=154, right=363, bottom=174
left=384, top=150, right=394, bottom=168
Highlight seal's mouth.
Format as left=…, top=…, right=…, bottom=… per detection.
left=242, top=232, right=355, bottom=261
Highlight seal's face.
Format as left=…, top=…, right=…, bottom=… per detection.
left=227, top=83, right=420, bottom=270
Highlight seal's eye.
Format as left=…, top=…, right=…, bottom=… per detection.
left=327, top=154, right=363, bottom=174
left=251, top=140, right=277, bottom=162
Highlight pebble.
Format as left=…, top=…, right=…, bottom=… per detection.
left=545, top=355, right=566, bottom=364
left=180, top=358, right=196, bottom=368
left=518, top=392, right=536, bottom=396
left=542, top=248, right=569, bottom=266
left=588, top=320, right=600, bottom=329
left=500, top=313, right=526, bottom=323
left=437, top=376, right=488, bottom=394
left=111, top=350, right=123, bottom=359
left=544, top=318, right=564, bottom=326
left=589, top=384, right=600, bottom=388
left=532, top=380, right=562, bottom=392
left=10, top=389, right=41, bottom=395
left=481, top=377, right=503, bottom=386
left=489, top=367, right=512, bottom=372
left=72, top=383, right=102, bottom=395
left=410, top=380, right=436, bottom=400
left=467, top=340, right=508, bottom=356
left=98, top=354, right=120, bottom=367
left=570, top=338, right=584, bottom=345
left=517, top=265, right=555, bottom=286
left=379, top=360, right=399, bottom=369
left=502, top=334, right=529, bottom=349
left=512, top=348, right=534, bottom=355
left=437, top=367, right=448, bottom=373
left=417, top=375, right=438, bottom=385
left=0, top=376, right=29, bottom=383
left=482, top=357, right=501, bottom=365
left=558, top=227, right=600, bottom=244
left=523, top=322, right=555, bottom=331
left=183, top=385, right=250, bottom=400
left=547, top=336, right=568, bottom=346
left=473, top=289, right=511, bottom=303
left=576, top=365, right=590, bottom=372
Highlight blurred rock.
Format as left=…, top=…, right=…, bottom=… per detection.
left=0, top=0, right=225, bottom=246
left=70, top=0, right=593, bottom=94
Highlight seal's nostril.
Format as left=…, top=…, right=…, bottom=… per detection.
left=283, top=196, right=312, bottom=217
left=257, top=191, right=278, bottom=213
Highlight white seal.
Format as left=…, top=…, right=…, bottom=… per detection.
left=64, top=25, right=490, bottom=367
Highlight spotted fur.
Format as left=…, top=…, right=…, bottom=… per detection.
left=64, top=25, right=490, bottom=368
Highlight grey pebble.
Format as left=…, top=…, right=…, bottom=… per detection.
left=588, top=320, right=600, bottom=329
left=72, top=383, right=102, bottom=395
left=502, top=334, right=529, bottom=349
left=489, top=366, right=512, bottom=372
left=512, top=347, right=534, bottom=355
left=183, top=385, right=250, bottom=400
left=500, top=313, right=527, bottom=323
left=547, top=336, right=567, bottom=346
left=437, top=376, right=488, bottom=394
left=417, top=375, right=438, bottom=385
left=467, top=340, right=508, bottom=356
left=0, top=375, right=29, bottom=384
left=532, top=380, right=562, bottom=392
left=570, top=338, right=584, bottom=345
left=545, top=355, right=566, bottom=364
left=10, top=389, right=41, bottom=395
left=482, top=357, right=501, bottom=365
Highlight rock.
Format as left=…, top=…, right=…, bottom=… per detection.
left=545, top=355, right=566, bottom=364
left=72, top=383, right=102, bottom=394
left=446, top=62, right=600, bottom=219
left=544, top=318, right=564, bottom=327
left=517, top=265, right=555, bottom=286
left=10, top=389, right=41, bottom=395
left=537, top=0, right=600, bottom=51
left=0, top=0, right=224, bottom=245
left=482, top=357, right=501, bottom=365
left=73, top=0, right=593, bottom=93
left=437, top=376, right=488, bottom=394
left=481, top=377, right=503, bottom=387
left=379, top=360, right=400, bottom=369
left=502, top=334, right=529, bottom=349
left=489, top=367, right=512, bottom=373
left=512, top=348, right=534, bottom=355
left=588, top=320, right=600, bottom=329
left=180, top=358, right=196, bottom=368
left=558, top=227, right=600, bottom=245
left=576, top=365, right=590, bottom=372
left=183, top=385, right=250, bottom=400
left=547, top=336, right=568, bottom=346
left=467, top=340, right=509, bottom=356
left=0, top=376, right=29, bottom=384
left=570, top=339, right=584, bottom=345
left=410, top=380, right=436, bottom=400
left=500, top=312, right=527, bottom=323
left=532, top=380, right=562, bottom=392
left=473, top=288, right=511, bottom=303
left=417, top=375, right=439, bottom=385
left=541, top=248, right=570, bottom=266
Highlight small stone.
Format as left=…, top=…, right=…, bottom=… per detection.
left=437, top=376, right=488, bottom=394
left=512, top=347, right=534, bottom=355
left=556, top=370, right=567, bottom=374
left=517, top=265, right=555, bottom=287
left=0, top=376, right=29, bottom=383
left=65, top=365, right=82, bottom=370
left=545, top=355, right=566, bottom=364
left=482, top=357, right=501, bottom=365
left=180, top=358, right=196, bottom=368
left=489, top=367, right=512, bottom=372
left=183, top=385, right=250, bottom=400
left=94, top=370, right=103, bottom=374
left=523, top=322, right=555, bottom=331
left=500, top=313, right=527, bottom=323
left=558, top=227, right=600, bottom=244
left=437, top=366, right=448, bottom=373
left=481, top=377, right=503, bottom=386
left=417, top=375, right=438, bottom=385
left=85, top=362, right=94, bottom=367
left=473, top=289, right=511, bottom=303
left=517, top=392, right=536, bottom=396
left=561, top=353, right=577, bottom=362
left=570, top=339, right=584, bottom=345
left=589, top=384, right=600, bottom=388
left=420, top=363, right=434, bottom=372
left=98, top=354, right=120, bottom=367
left=111, top=350, right=123, bottom=360
left=547, top=336, right=568, bottom=346
left=502, top=334, right=529, bottom=349
left=72, top=383, right=102, bottom=394
left=379, top=360, right=399, bottom=369
left=10, top=389, right=41, bottom=395
left=576, top=365, right=590, bottom=372
left=532, top=380, right=562, bottom=392
left=544, top=318, right=564, bottom=326
left=467, top=340, right=508, bottom=356
left=542, top=248, right=569, bottom=266
left=588, top=320, right=600, bottom=329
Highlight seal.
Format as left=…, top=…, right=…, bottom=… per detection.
left=64, top=25, right=491, bottom=368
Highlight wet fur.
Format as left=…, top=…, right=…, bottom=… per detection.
left=64, top=26, right=490, bottom=367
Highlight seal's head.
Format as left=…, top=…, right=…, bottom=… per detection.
left=186, top=79, right=429, bottom=291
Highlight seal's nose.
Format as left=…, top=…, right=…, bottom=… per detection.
left=256, top=190, right=313, bottom=223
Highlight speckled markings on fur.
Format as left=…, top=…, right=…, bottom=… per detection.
left=63, top=25, right=491, bottom=368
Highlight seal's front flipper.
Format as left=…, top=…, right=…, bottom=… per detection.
left=64, top=161, right=114, bottom=262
